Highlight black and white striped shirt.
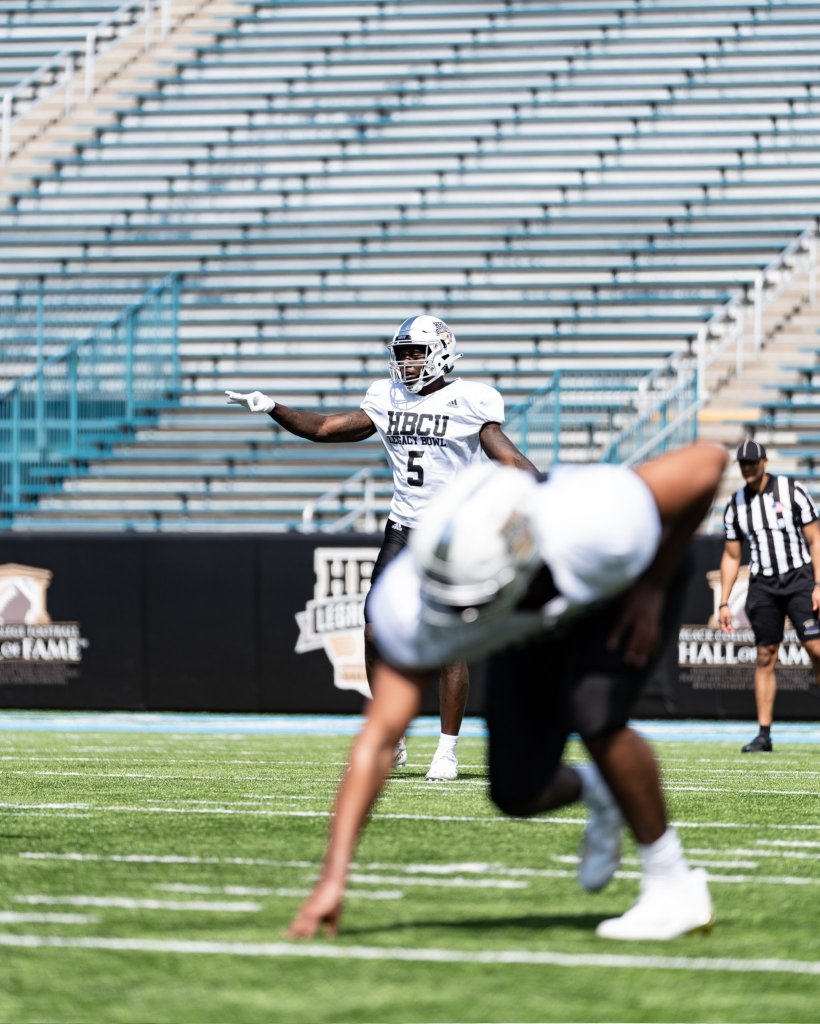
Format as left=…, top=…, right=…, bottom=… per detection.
left=723, top=475, right=818, bottom=577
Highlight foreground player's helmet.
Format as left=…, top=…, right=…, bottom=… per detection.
left=388, top=314, right=461, bottom=393
left=410, top=463, right=542, bottom=625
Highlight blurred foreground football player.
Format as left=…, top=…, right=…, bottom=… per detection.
left=287, top=442, right=728, bottom=942
left=226, top=315, right=537, bottom=780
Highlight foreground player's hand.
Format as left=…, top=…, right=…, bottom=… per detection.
left=607, top=580, right=663, bottom=667
left=286, top=879, right=345, bottom=939
left=224, top=389, right=276, bottom=413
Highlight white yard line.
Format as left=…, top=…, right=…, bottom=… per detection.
left=663, top=768, right=820, bottom=776
left=156, top=884, right=273, bottom=896
left=19, top=852, right=313, bottom=868
left=0, top=912, right=98, bottom=924
left=757, top=839, right=820, bottom=848
left=686, top=847, right=820, bottom=861
left=274, top=888, right=404, bottom=901
left=4, top=803, right=819, bottom=834
left=16, top=852, right=817, bottom=887
left=14, top=895, right=262, bottom=913
left=0, top=802, right=90, bottom=810
left=347, top=873, right=529, bottom=890
left=0, top=934, right=815, bottom=976
left=665, top=786, right=820, bottom=796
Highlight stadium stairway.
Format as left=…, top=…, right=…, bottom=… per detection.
left=4, top=1, right=820, bottom=529
left=699, top=273, right=820, bottom=528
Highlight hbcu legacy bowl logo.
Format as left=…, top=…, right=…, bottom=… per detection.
left=0, top=563, right=90, bottom=684
left=294, top=547, right=378, bottom=699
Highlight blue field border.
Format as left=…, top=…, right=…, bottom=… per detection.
left=0, top=711, right=816, bottom=743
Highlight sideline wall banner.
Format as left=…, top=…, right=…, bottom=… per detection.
left=638, top=534, right=819, bottom=721
left=0, top=537, right=143, bottom=708
left=0, top=534, right=816, bottom=718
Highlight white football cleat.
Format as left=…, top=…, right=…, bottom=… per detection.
left=393, top=736, right=407, bottom=769
left=425, top=751, right=458, bottom=781
left=578, top=769, right=623, bottom=892
left=596, top=868, right=715, bottom=941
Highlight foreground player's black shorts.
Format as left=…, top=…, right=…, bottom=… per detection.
left=484, top=561, right=689, bottom=815
left=745, top=564, right=820, bottom=647
left=363, top=519, right=411, bottom=624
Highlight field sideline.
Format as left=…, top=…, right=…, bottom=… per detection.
left=0, top=714, right=816, bottom=1023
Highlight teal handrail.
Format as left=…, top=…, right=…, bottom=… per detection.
left=599, top=368, right=699, bottom=466
left=0, top=273, right=182, bottom=519
left=504, top=368, right=649, bottom=467
left=504, top=364, right=698, bottom=469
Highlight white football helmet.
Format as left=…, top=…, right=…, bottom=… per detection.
left=410, top=463, right=543, bottom=625
left=388, top=314, right=461, bottom=393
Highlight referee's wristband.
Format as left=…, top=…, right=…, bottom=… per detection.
left=814, top=582, right=820, bottom=588
left=719, top=603, right=729, bottom=609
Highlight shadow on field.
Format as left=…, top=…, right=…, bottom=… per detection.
left=339, top=912, right=604, bottom=938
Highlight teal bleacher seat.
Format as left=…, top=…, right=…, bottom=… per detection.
left=5, top=0, right=820, bottom=528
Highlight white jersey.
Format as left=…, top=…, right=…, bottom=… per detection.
left=370, top=464, right=662, bottom=670
left=360, top=377, right=505, bottom=527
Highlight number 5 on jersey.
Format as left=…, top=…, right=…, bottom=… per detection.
left=407, top=450, right=424, bottom=486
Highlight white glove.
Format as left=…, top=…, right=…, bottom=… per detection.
left=225, top=390, right=276, bottom=414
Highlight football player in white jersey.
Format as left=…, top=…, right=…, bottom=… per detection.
left=286, top=442, right=728, bottom=942
left=226, top=314, right=538, bottom=780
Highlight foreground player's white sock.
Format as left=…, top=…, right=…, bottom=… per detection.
left=638, top=827, right=690, bottom=881
left=435, top=732, right=458, bottom=756
left=576, top=762, right=605, bottom=803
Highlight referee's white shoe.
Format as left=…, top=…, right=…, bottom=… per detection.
left=596, top=868, right=715, bottom=941
left=578, top=767, right=623, bottom=892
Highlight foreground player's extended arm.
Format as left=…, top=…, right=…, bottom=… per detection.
left=226, top=390, right=376, bottom=442
left=286, top=662, right=428, bottom=939
left=607, top=443, right=728, bottom=666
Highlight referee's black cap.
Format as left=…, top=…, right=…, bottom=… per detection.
left=736, top=438, right=767, bottom=461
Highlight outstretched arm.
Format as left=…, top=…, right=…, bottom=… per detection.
left=608, top=442, right=728, bottom=665
left=479, top=422, right=541, bottom=476
left=226, top=390, right=376, bottom=443
left=286, top=661, right=428, bottom=939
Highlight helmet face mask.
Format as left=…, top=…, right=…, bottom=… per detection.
left=388, top=315, right=460, bottom=393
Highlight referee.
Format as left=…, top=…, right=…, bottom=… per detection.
left=719, top=439, right=820, bottom=752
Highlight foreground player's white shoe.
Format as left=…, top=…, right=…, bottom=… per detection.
left=425, top=751, right=458, bottom=781
left=596, top=868, right=715, bottom=941
left=393, top=736, right=407, bottom=769
left=578, top=771, right=623, bottom=892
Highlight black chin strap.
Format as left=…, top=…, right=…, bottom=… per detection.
left=514, top=562, right=559, bottom=611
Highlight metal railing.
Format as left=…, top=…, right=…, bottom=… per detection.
left=0, top=276, right=129, bottom=385
left=602, top=222, right=820, bottom=466
left=1, top=0, right=174, bottom=166
left=301, top=465, right=389, bottom=533
left=503, top=368, right=657, bottom=466
left=0, top=273, right=181, bottom=518
left=695, top=222, right=819, bottom=401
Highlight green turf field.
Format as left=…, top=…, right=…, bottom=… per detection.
left=0, top=727, right=817, bottom=1023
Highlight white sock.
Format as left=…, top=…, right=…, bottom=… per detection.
left=639, top=827, right=690, bottom=881
left=435, top=733, right=458, bottom=756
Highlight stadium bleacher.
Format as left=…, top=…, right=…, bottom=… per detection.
left=2, top=0, right=820, bottom=529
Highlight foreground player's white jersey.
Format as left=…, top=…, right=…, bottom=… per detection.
left=360, top=377, right=504, bottom=527
left=370, top=464, right=662, bottom=669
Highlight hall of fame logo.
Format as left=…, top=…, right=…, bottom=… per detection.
left=678, top=565, right=812, bottom=691
left=0, top=563, right=90, bottom=685
left=294, top=547, right=378, bottom=699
